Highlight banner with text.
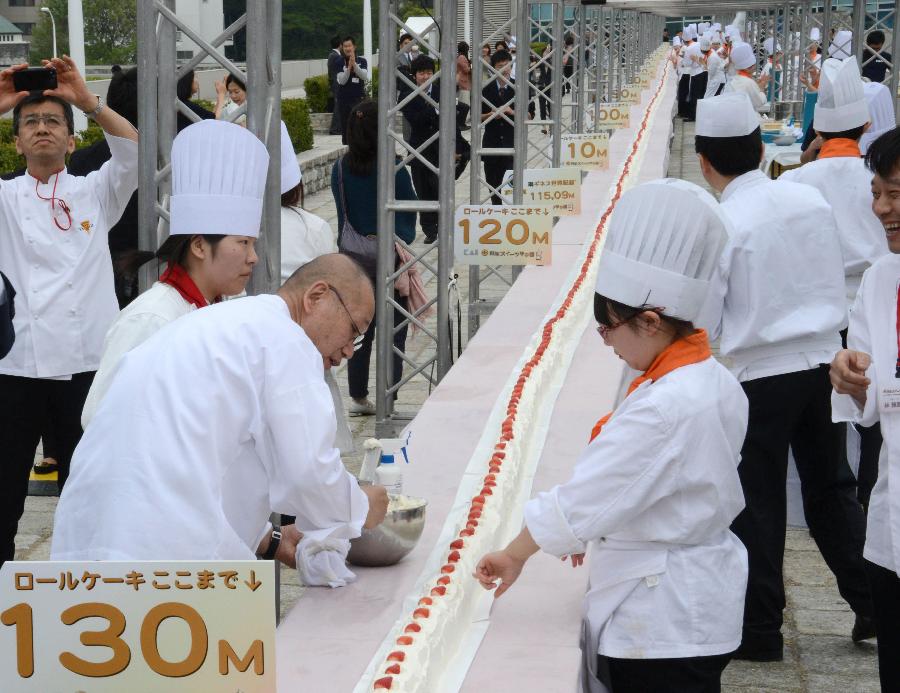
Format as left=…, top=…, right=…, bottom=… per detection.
left=500, top=168, right=583, bottom=215
left=455, top=205, right=553, bottom=266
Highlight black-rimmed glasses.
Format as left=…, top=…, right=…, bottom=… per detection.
left=329, top=286, right=366, bottom=351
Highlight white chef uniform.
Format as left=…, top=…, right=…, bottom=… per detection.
left=278, top=122, right=352, bottom=455
left=81, top=120, right=269, bottom=428
left=0, top=134, right=138, bottom=379
left=780, top=57, right=886, bottom=305
left=695, top=94, right=847, bottom=381
left=525, top=181, right=748, bottom=675
left=860, top=82, right=896, bottom=154
left=51, top=293, right=369, bottom=560
left=725, top=43, right=769, bottom=113
left=833, top=253, right=900, bottom=574
left=705, top=44, right=727, bottom=97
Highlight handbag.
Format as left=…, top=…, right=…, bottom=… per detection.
left=336, top=158, right=379, bottom=276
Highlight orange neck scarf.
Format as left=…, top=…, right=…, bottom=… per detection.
left=737, top=69, right=754, bottom=78
left=589, top=330, right=712, bottom=442
left=818, top=138, right=861, bottom=160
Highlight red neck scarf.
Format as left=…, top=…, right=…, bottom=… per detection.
left=160, top=263, right=210, bottom=308
left=589, top=330, right=712, bottom=442
left=818, top=138, right=861, bottom=160
left=738, top=69, right=754, bottom=79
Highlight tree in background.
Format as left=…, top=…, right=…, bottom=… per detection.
left=29, top=0, right=137, bottom=65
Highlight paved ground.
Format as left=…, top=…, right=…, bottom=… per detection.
left=14, top=115, right=882, bottom=691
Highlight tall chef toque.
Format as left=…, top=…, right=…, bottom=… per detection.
left=730, top=42, right=756, bottom=70
left=595, top=180, right=729, bottom=322
left=696, top=92, right=760, bottom=138
left=814, top=56, right=869, bottom=132
left=169, top=120, right=270, bottom=237
left=280, top=120, right=302, bottom=195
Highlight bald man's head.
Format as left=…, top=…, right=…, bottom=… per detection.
left=278, top=253, right=376, bottom=369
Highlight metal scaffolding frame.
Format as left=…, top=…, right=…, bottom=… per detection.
left=136, top=1, right=282, bottom=296
left=374, top=0, right=456, bottom=436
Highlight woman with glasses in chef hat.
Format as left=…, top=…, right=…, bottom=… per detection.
left=476, top=180, right=749, bottom=692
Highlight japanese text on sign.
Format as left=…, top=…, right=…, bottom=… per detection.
left=595, top=103, right=631, bottom=130
left=560, top=134, right=610, bottom=172
left=0, top=561, right=275, bottom=693
left=500, top=167, right=583, bottom=216
left=454, top=205, right=553, bottom=267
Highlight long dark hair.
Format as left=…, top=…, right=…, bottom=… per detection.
left=594, top=294, right=696, bottom=339
left=343, top=99, right=378, bottom=176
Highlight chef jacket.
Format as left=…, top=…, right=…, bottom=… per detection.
left=525, top=357, right=748, bottom=658
left=780, top=156, right=888, bottom=303
left=51, top=294, right=369, bottom=560
left=725, top=74, right=769, bottom=112
left=81, top=282, right=196, bottom=429
left=684, top=44, right=705, bottom=77
left=0, top=134, right=138, bottom=379
left=697, top=169, right=847, bottom=382
left=705, top=51, right=727, bottom=97
left=279, top=207, right=337, bottom=284
left=832, top=254, right=900, bottom=574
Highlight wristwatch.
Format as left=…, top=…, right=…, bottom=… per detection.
left=259, top=526, right=282, bottom=561
left=82, top=95, right=104, bottom=120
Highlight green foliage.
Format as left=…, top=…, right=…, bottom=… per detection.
left=280, top=0, right=380, bottom=61
left=531, top=42, right=548, bottom=57
left=369, top=67, right=379, bottom=100
left=0, top=121, right=126, bottom=176
left=30, top=0, right=137, bottom=65
left=282, top=98, right=314, bottom=153
left=195, top=99, right=217, bottom=114
left=303, top=74, right=331, bottom=113
left=0, top=143, right=23, bottom=175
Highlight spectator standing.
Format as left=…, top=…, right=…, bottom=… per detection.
left=176, top=69, right=216, bottom=132
left=456, top=42, right=472, bottom=129
left=537, top=43, right=554, bottom=133
left=331, top=100, right=417, bottom=415
left=335, top=36, right=369, bottom=145
left=562, top=34, right=575, bottom=95
left=0, top=56, right=139, bottom=567
left=328, top=36, right=344, bottom=135
left=862, top=30, right=892, bottom=84
left=216, top=73, right=248, bottom=126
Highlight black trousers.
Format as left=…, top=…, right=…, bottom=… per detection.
left=687, top=72, right=708, bottom=120
left=856, top=422, right=882, bottom=512
left=347, top=294, right=409, bottom=400
left=483, top=155, right=512, bottom=205
left=329, top=93, right=342, bottom=135
left=0, top=372, right=94, bottom=566
left=600, top=653, right=730, bottom=692
left=865, top=559, right=900, bottom=690
left=539, top=84, right=552, bottom=121
left=677, top=73, right=691, bottom=117
left=410, top=160, right=439, bottom=239
left=337, top=96, right=363, bottom=145
left=732, top=365, right=872, bottom=654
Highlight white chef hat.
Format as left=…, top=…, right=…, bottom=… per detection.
left=725, top=25, right=743, bottom=43
left=731, top=42, right=756, bottom=70
left=763, top=37, right=781, bottom=55
left=595, top=180, right=729, bottom=322
left=685, top=24, right=697, bottom=40
left=828, top=30, right=853, bottom=59
left=699, top=35, right=712, bottom=51
left=699, top=22, right=710, bottom=34
left=712, top=23, right=722, bottom=31
left=810, top=27, right=821, bottom=42
left=696, top=92, right=760, bottom=138
left=170, top=120, right=269, bottom=237
left=711, top=32, right=723, bottom=45
left=814, top=57, right=870, bottom=132
left=280, top=120, right=302, bottom=195
left=860, top=81, right=895, bottom=153
left=673, top=36, right=683, bottom=47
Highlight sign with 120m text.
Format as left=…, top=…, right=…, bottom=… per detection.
left=455, top=205, right=553, bottom=266
left=0, top=560, right=276, bottom=692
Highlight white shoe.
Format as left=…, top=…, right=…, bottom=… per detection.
left=349, top=398, right=376, bottom=416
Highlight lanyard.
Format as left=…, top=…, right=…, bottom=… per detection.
left=895, top=281, right=900, bottom=378
left=33, top=171, right=73, bottom=232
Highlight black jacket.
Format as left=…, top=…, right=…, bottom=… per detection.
left=480, top=80, right=533, bottom=149
left=0, top=272, right=15, bottom=360
left=400, top=80, right=471, bottom=175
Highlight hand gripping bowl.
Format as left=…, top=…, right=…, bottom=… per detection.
left=347, top=495, right=427, bottom=567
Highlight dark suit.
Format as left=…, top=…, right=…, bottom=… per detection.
left=328, top=49, right=344, bottom=134
left=0, top=272, right=14, bottom=361
left=400, top=81, right=471, bottom=239
left=481, top=80, right=531, bottom=204
left=335, top=56, right=369, bottom=144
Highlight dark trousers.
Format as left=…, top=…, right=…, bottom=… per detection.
left=601, top=653, right=731, bottom=692
left=677, top=73, right=691, bottom=117
left=856, top=422, right=882, bottom=512
left=483, top=155, right=512, bottom=205
left=348, top=294, right=409, bottom=400
left=329, top=93, right=342, bottom=135
left=337, top=97, right=363, bottom=145
left=732, top=365, right=872, bottom=654
left=687, top=72, right=708, bottom=120
left=539, top=84, right=552, bottom=120
left=865, top=559, right=900, bottom=690
left=410, top=160, right=439, bottom=240
left=0, top=372, right=95, bottom=566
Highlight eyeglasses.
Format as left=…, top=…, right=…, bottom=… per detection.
left=329, top=286, right=366, bottom=351
left=596, top=319, right=630, bottom=339
left=21, top=114, right=66, bottom=130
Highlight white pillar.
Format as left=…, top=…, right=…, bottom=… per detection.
left=67, top=0, right=88, bottom=134
left=364, top=0, right=373, bottom=66
left=464, top=0, right=471, bottom=47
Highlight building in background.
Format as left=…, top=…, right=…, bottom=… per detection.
left=175, top=0, right=230, bottom=64
left=0, top=14, right=28, bottom=67
left=0, top=0, right=38, bottom=40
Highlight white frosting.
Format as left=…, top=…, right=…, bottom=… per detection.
left=365, top=57, right=674, bottom=693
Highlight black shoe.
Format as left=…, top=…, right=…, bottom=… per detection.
left=423, top=233, right=438, bottom=244
left=731, top=644, right=784, bottom=662
left=33, top=458, right=58, bottom=475
left=852, top=614, right=877, bottom=643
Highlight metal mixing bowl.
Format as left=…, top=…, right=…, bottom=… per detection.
left=774, top=133, right=797, bottom=146
left=347, top=495, right=427, bottom=567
